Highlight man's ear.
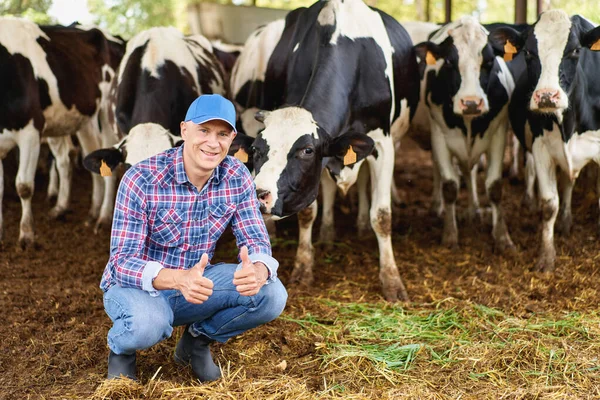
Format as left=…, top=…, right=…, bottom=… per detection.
left=488, top=27, right=524, bottom=61
left=325, top=131, right=375, bottom=166
left=180, top=121, right=188, bottom=140
left=83, top=148, right=124, bottom=175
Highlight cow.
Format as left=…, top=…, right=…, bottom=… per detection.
left=413, top=16, right=516, bottom=252
left=243, top=0, right=420, bottom=301
left=82, top=27, right=228, bottom=173
left=0, top=18, right=124, bottom=248
left=489, top=10, right=600, bottom=271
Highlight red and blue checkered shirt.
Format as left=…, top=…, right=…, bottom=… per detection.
left=100, top=145, right=278, bottom=294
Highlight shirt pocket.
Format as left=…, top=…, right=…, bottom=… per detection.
left=150, top=208, right=184, bottom=247
left=208, top=202, right=236, bottom=240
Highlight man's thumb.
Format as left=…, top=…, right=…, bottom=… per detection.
left=194, top=253, right=209, bottom=274
left=240, top=246, right=251, bottom=267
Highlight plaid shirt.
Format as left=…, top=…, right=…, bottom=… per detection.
left=100, top=145, right=278, bottom=294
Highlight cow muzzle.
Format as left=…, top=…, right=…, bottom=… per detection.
left=256, top=188, right=273, bottom=214
left=459, top=96, right=485, bottom=116
left=533, top=89, right=560, bottom=110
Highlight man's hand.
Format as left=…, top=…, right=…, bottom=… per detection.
left=233, top=246, right=268, bottom=296
left=178, top=253, right=214, bottom=304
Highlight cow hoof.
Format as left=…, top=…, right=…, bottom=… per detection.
left=290, top=267, right=313, bottom=286
left=556, top=215, right=572, bottom=236
left=18, top=235, right=35, bottom=251
left=441, top=232, right=458, bottom=250
left=382, top=280, right=409, bottom=302
left=534, top=257, right=556, bottom=273
left=495, top=237, right=517, bottom=255
left=48, top=206, right=68, bottom=220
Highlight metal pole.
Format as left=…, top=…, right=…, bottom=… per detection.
left=445, top=0, right=451, bottom=23
left=515, top=0, right=527, bottom=24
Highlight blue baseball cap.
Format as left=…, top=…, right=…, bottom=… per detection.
left=184, top=94, right=237, bottom=133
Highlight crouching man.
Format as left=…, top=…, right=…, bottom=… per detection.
left=100, top=94, right=287, bottom=382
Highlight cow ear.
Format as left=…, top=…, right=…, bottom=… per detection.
left=326, top=132, right=375, bottom=166
left=414, top=42, right=440, bottom=66
left=83, top=148, right=123, bottom=175
left=582, top=26, right=600, bottom=51
left=489, top=27, right=523, bottom=61
left=228, top=133, right=255, bottom=165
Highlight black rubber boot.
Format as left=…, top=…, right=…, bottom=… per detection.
left=174, top=326, right=221, bottom=382
left=107, top=350, right=136, bottom=380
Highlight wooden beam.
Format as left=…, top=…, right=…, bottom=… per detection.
left=445, top=0, right=451, bottom=23
left=515, top=0, right=527, bottom=24
left=537, top=0, right=544, bottom=17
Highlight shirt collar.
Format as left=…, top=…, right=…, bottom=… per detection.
left=173, top=144, right=222, bottom=186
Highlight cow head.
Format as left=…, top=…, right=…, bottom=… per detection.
left=251, top=107, right=374, bottom=218
left=490, top=10, right=600, bottom=117
left=415, top=17, right=497, bottom=118
left=83, top=122, right=182, bottom=174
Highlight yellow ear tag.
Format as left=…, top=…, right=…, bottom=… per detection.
left=343, top=145, right=357, bottom=166
left=100, top=160, right=112, bottom=177
left=425, top=51, right=436, bottom=65
left=503, top=41, right=517, bottom=62
left=591, top=39, right=600, bottom=51
left=234, top=148, right=249, bottom=163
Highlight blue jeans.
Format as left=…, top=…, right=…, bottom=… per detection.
left=103, top=263, right=288, bottom=355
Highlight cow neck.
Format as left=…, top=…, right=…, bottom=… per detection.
left=297, top=49, right=354, bottom=139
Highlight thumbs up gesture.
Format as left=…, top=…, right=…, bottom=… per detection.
left=233, top=246, right=268, bottom=296
left=180, top=253, right=214, bottom=304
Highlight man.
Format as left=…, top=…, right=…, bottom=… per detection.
left=100, top=94, right=287, bottom=382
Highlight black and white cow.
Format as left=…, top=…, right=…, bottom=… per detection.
left=246, top=0, right=420, bottom=301
left=83, top=27, right=228, bottom=173
left=230, top=19, right=286, bottom=138
left=0, top=18, right=123, bottom=248
left=489, top=10, right=600, bottom=271
left=413, top=16, right=516, bottom=252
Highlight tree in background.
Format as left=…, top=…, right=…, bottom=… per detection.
left=87, top=0, right=190, bottom=39
left=0, top=0, right=56, bottom=23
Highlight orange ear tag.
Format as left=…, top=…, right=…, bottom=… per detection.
left=503, top=41, right=517, bottom=62
left=100, top=160, right=112, bottom=177
left=425, top=51, right=436, bottom=65
left=343, top=145, right=357, bottom=165
left=591, top=39, right=600, bottom=51
left=234, top=148, right=249, bottom=163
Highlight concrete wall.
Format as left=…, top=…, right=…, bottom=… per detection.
left=187, top=3, right=289, bottom=44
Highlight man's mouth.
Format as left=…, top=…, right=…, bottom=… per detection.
left=201, top=150, right=219, bottom=157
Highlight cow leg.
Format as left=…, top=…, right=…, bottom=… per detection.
left=459, top=163, right=480, bottom=223
left=509, top=133, right=521, bottom=182
left=46, top=136, right=73, bottom=220
left=47, top=159, right=58, bottom=202
left=319, top=169, right=336, bottom=244
left=264, top=216, right=277, bottom=240
left=368, top=135, right=408, bottom=302
left=75, top=122, right=105, bottom=229
left=0, top=158, right=4, bottom=245
left=291, top=200, right=317, bottom=286
left=522, top=152, right=537, bottom=212
left=356, top=163, right=371, bottom=236
left=431, top=125, right=459, bottom=248
left=597, top=165, right=600, bottom=236
left=532, top=141, right=558, bottom=272
left=556, top=170, right=574, bottom=235
left=15, top=125, right=41, bottom=249
left=430, top=159, right=444, bottom=217
left=486, top=130, right=516, bottom=254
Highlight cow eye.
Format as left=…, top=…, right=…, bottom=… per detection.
left=569, top=47, right=581, bottom=58
left=300, top=147, right=314, bottom=156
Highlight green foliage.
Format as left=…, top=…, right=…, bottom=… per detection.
left=87, top=0, right=183, bottom=39
left=0, top=0, right=55, bottom=23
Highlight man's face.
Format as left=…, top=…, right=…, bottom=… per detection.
left=180, top=119, right=236, bottom=177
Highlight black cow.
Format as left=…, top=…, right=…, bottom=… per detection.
left=241, top=0, right=421, bottom=301
left=490, top=10, right=600, bottom=271
left=0, top=18, right=124, bottom=248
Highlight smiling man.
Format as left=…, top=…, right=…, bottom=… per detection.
left=100, top=94, right=287, bottom=382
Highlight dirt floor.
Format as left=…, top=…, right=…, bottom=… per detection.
left=1, top=137, right=599, bottom=399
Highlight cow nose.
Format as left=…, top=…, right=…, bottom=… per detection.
left=256, top=189, right=272, bottom=212
left=460, top=96, right=484, bottom=115
left=534, top=89, right=560, bottom=108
